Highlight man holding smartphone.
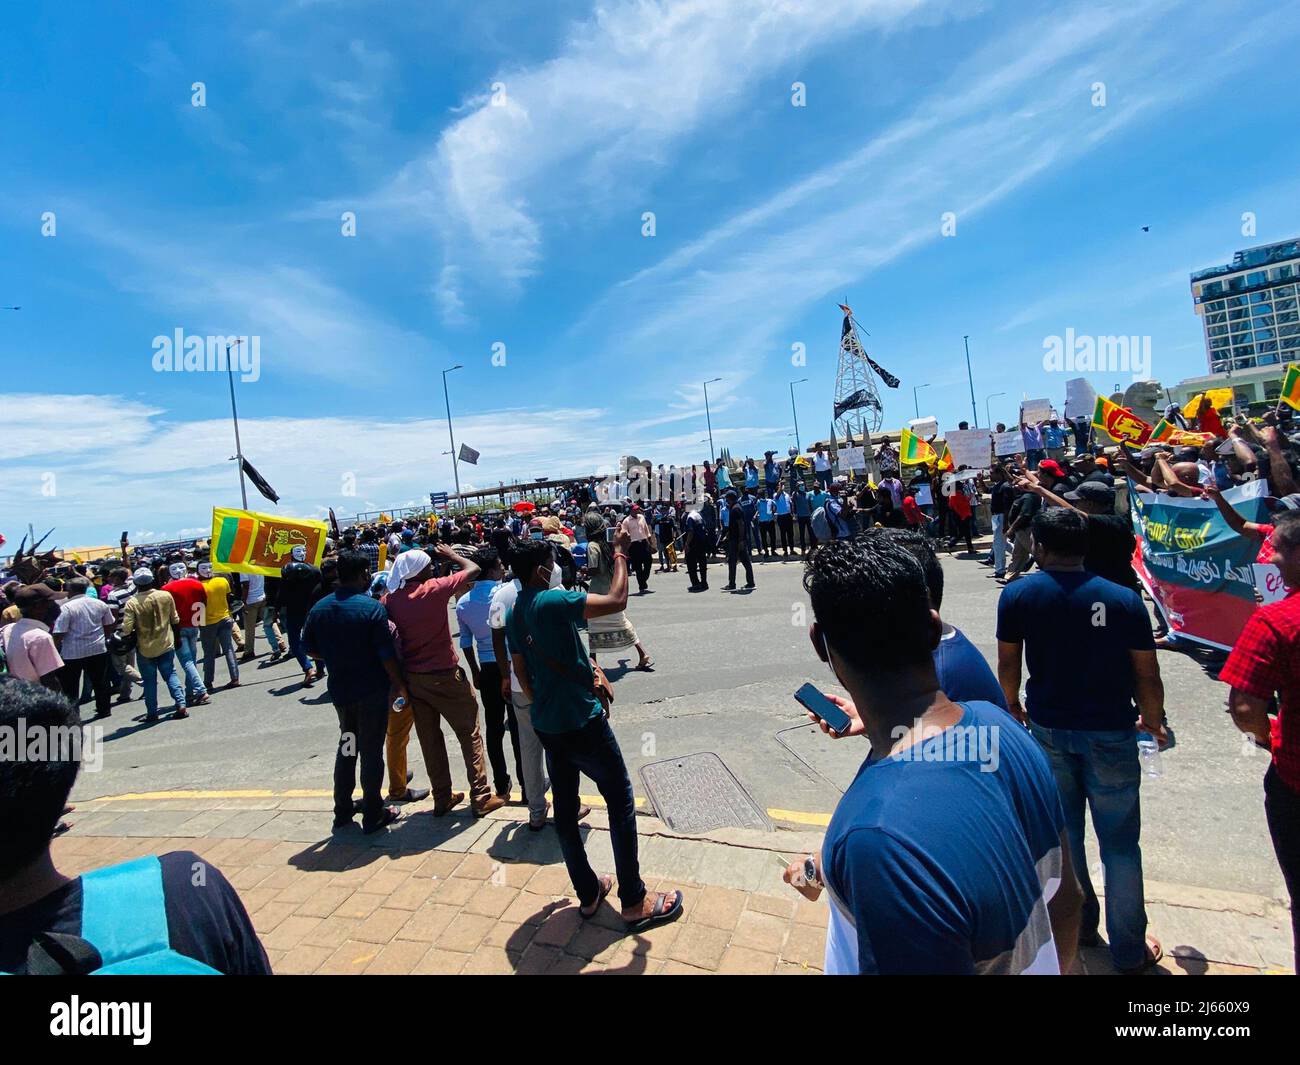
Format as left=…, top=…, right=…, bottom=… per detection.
left=786, top=533, right=1081, bottom=974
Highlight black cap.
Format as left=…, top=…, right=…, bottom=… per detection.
left=1063, top=481, right=1116, bottom=506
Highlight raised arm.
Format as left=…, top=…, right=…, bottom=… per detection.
left=1201, top=484, right=1259, bottom=537
left=1261, top=426, right=1299, bottom=496
left=435, top=542, right=481, bottom=583
left=585, top=525, right=629, bottom=619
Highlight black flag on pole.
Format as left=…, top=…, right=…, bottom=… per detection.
left=841, top=311, right=900, bottom=388
left=241, top=457, right=280, bottom=504
left=834, top=388, right=882, bottom=420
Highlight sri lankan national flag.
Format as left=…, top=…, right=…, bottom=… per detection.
left=1092, top=394, right=1153, bottom=446
left=1281, top=364, right=1300, bottom=411
left=211, top=507, right=329, bottom=577
left=899, top=428, right=938, bottom=467
left=1149, top=419, right=1214, bottom=447
left=935, top=440, right=954, bottom=472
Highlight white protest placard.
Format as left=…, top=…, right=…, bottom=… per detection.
left=1020, top=397, right=1053, bottom=424
left=839, top=446, right=867, bottom=471
left=914, top=483, right=933, bottom=506
left=909, top=416, right=938, bottom=438
left=1253, top=563, right=1289, bottom=606
left=944, top=428, right=993, bottom=470
left=993, top=430, right=1025, bottom=457
left=1064, top=378, right=1098, bottom=420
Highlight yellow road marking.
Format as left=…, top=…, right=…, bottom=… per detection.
left=90, top=788, right=832, bottom=825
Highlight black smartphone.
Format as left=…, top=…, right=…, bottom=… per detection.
left=794, top=682, right=853, bottom=734
left=605, top=526, right=615, bottom=543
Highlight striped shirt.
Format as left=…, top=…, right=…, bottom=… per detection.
left=51, top=595, right=115, bottom=660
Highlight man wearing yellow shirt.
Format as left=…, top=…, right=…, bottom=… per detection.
left=197, top=561, right=240, bottom=690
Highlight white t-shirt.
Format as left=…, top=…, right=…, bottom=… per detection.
left=814, top=453, right=831, bottom=472
left=487, top=567, right=562, bottom=694
left=243, top=573, right=266, bottom=605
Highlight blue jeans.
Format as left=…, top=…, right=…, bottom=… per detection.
left=1029, top=722, right=1147, bottom=968
left=139, top=649, right=186, bottom=717
left=176, top=627, right=208, bottom=700
left=536, top=715, right=645, bottom=911
left=200, top=617, right=239, bottom=688
left=991, top=512, right=1007, bottom=576
left=285, top=613, right=313, bottom=673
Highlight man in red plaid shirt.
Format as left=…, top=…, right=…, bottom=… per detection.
left=1220, top=510, right=1300, bottom=970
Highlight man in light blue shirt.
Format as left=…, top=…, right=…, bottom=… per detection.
left=1021, top=421, right=1045, bottom=470
left=793, top=482, right=814, bottom=552
left=1043, top=418, right=1069, bottom=463
left=773, top=487, right=795, bottom=557
left=756, top=492, right=777, bottom=557
left=456, top=548, right=519, bottom=802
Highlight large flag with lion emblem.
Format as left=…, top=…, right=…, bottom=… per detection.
left=1091, top=395, right=1153, bottom=446
left=210, top=508, right=328, bottom=576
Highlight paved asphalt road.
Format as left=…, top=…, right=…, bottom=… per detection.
left=72, top=545, right=1287, bottom=900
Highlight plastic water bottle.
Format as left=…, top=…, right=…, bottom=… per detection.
left=1137, top=733, right=1162, bottom=778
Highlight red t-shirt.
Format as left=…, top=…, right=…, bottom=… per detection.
left=902, top=496, right=923, bottom=525
left=383, top=569, right=473, bottom=673
left=164, top=578, right=209, bottom=629
left=948, top=491, right=972, bottom=520
left=1256, top=523, right=1276, bottom=565
left=1198, top=405, right=1226, bottom=438
left=1219, top=589, right=1300, bottom=792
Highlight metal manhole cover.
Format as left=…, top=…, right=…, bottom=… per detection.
left=638, top=752, right=772, bottom=834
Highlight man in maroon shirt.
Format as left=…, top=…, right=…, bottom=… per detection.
left=384, top=543, right=505, bottom=817
left=1220, top=510, right=1300, bottom=969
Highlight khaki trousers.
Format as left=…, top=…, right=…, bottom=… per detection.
left=406, top=669, right=492, bottom=809
left=386, top=703, right=413, bottom=799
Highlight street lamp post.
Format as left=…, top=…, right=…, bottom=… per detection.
left=912, top=382, right=931, bottom=419
left=703, top=377, right=722, bottom=460
left=985, top=391, right=1007, bottom=430
left=790, top=378, right=808, bottom=453
left=962, top=335, right=979, bottom=427
left=442, top=364, right=464, bottom=499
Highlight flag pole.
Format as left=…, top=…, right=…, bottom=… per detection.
left=226, top=340, right=248, bottom=510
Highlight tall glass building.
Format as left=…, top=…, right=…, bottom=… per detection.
left=1190, top=239, right=1300, bottom=373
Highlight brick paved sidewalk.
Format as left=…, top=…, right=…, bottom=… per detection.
left=53, top=793, right=1292, bottom=975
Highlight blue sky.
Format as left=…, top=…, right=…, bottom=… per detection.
left=3, top=0, right=1299, bottom=548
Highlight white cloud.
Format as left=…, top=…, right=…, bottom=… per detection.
left=372, top=0, right=943, bottom=321
left=1, top=393, right=751, bottom=547
left=567, top=0, right=1270, bottom=389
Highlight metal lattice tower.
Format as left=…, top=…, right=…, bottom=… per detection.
left=832, top=305, right=883, bottom=446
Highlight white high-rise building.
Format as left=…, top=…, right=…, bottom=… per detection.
left=1191, top=239, right=1300, bottom=374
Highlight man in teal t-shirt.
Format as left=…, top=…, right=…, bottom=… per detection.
left=505, top=586, right=602, bottom=734
left=503, top=533, right=684, bottom=934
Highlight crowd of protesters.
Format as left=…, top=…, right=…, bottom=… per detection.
left=3, top=391, right=1300, bottom=975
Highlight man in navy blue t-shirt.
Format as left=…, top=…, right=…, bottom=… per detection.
left=302, top=551, right=410, bottom=835
left=787, top=533, right=1082, bottom=974
left=997, top=507, right=1168, bottom=973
